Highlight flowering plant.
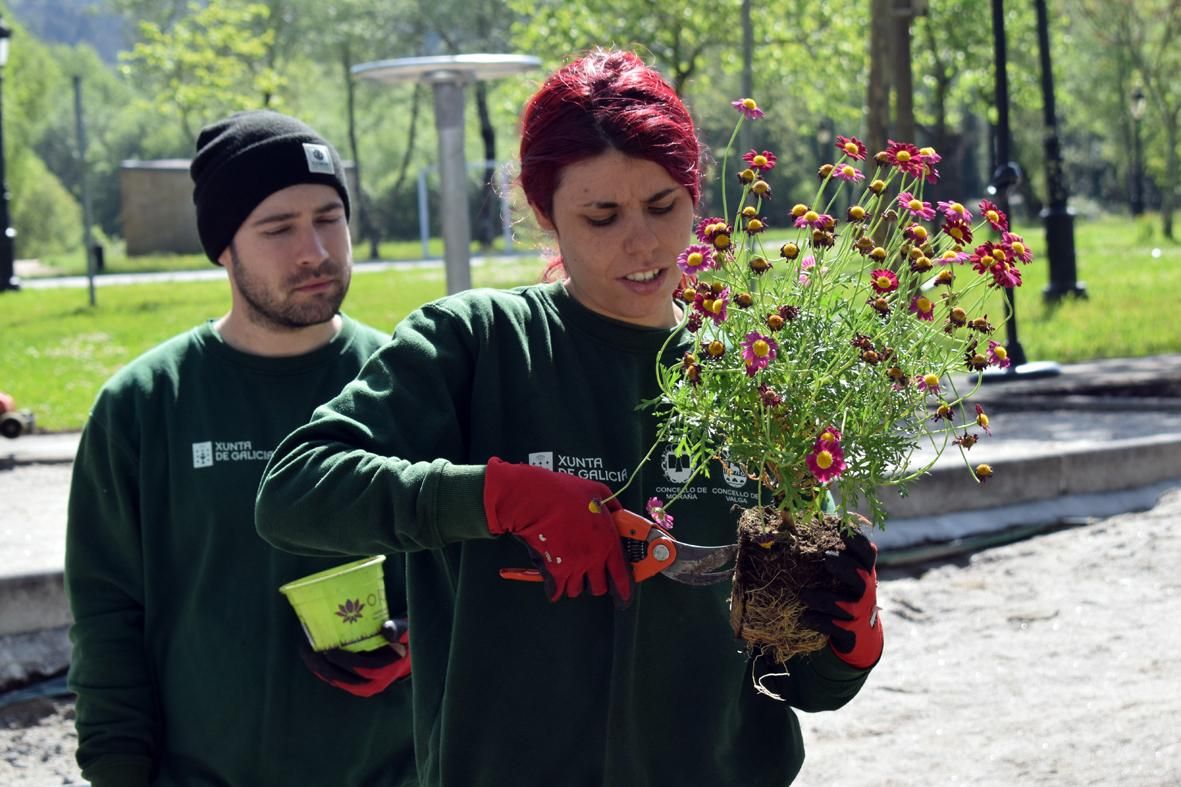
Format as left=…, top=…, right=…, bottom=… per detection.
left=642, top=96, right=1024, bottom=535
left=626, top=96, right=1030, bottom=668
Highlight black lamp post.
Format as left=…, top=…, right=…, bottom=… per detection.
left=983, top=0, right=1060, bottom=382
left=1130, top=85, right=1147, bottom=217
left=0, top=18, right=15, bottom=293
left=1034, top=0, right=1083, bottom=303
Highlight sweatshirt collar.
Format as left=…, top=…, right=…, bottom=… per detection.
left=540, top=282, right=687, bottom=356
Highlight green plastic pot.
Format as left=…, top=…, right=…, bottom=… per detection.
left=279, top=555, right=389, bottom=652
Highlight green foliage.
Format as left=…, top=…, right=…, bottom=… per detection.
left=8, top=152, right=82, bottom=256
left=33, top=42, right=183, bottom=240
left=120, top=0, right=283, bottom=142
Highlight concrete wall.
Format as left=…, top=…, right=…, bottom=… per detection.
left=120, top=160, right=360, bottom=257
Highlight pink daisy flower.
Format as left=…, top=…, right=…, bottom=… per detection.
left=988, top=340, right=1011, bottom=369
left=676, top=244, right=717, bottom=275
left=1002, top=231, right=1033, bottom=263
left=832, top=163, right=864, bottom=183
left=904, top=224, right=930, bottom=244
left=994, top=263, right=1022, bottom=288
left=909, top=294, right=936, bottom=321
left=694, top=286, right=731, bottom=325
left=916, top=372, right=942, bottom=394
left=918, top=147, right=942, bottom=184
left=834, top=135, right=867, bottom=161
left=758, top=383, right=783, bottom=408
left=798, top=254, right=816, bottom=286
left=897, top=191, right=936, bottom=221
left=742, top=332, right=778, bottom=376
left=942, top=217, right=974, bottom=246
left=695, top=217, right=729, bottom=243
left=885, top=140, right=925, bottom=177
left=870, top=268, right=899, bottom=294
left=979, top=199, right=1009, bottom=232
left=939, top=249, right=970, bottom=265
left=806, top=428, right=846, bottom=483
left=816, top=426, right=842, bottom=444
left=971, top=241, right=1009, bottom=270
left=732, top=98, right=765, bottom=120
left=970, top=242, right=1022, bottom=287
left=975, top=404, right=992, bottom=436
left=646, top=497, right=675, bottom=529
left=918, top=147, right=942, bottom=165
left=742, top=149, right=777, bottom=172
left=937, top=200, right=973, bottom=222
left=793, top=210, right=834, bottom=230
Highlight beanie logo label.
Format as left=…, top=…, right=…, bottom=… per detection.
left=302, top=143, right=335, bottom=175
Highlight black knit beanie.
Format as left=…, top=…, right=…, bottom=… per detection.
left=190, top=110, right=350, bottom=263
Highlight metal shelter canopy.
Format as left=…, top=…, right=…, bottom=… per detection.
left=353, top=54, right=541, bottom=294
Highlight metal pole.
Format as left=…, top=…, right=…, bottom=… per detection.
left=0, top=64, right=17, bottom=292
left=417, top=166, right=431, bottom=259
left=981, top=0, right=1059, bottom=382
left=740, top=0, right=753, bottom=155
left=497, top=162, right=513, bottom=253
left=990, top=0, right=1027, bottom=369
left=432, top=76, right=472, bottom=293
left=74, top=76, right=96, bottom=307
left=1034, top=0, right=1083, bottom=302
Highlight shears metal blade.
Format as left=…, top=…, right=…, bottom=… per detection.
left=500, top=508, right=737, bottom=586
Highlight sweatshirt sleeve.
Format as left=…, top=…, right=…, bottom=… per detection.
left=64, top=412, right=156, bottom=787
left=753, top=646, right=874, bottom=713
left=256, top=303, right=495, bottom=557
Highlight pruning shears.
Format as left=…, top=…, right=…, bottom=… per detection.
left=499, top=508, right=738, bottom=586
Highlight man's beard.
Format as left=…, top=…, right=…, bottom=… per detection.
left=229, top=244, right=351, bottom=330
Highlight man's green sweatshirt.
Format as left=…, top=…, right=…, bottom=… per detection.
left=258, top=284, right=872, bottom=787
left=66, top=316, right=415, bottom=787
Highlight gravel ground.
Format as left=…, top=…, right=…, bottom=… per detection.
left=3, top=487, right=1179, bottom=786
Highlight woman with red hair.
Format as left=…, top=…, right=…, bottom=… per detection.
left=258, top=48, right=879, bottom=786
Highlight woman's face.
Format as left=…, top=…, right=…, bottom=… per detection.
left=534, top=150, right=694, bottom=328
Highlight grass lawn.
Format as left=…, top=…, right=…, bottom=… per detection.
left=1, top=256, right=543, bottom=431
left=2, top=214, right=1179, bottom=432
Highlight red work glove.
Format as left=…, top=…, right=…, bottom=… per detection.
left=799, top=530, right=883, bottom=669
left=300, top=618, right=411, bottom=698
left=484, top=457, right=633, bottom=606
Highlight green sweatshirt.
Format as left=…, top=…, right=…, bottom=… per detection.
left=258, top=284, right=872, bottom=787
left=65, top=316, right=415, bottom=787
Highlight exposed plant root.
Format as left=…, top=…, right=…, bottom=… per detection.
left=729, top=506, right=845, bottom=664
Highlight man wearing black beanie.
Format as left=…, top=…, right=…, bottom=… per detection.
left=65, top=110, right=415, bottom=787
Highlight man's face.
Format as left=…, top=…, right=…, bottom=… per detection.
left=219, top=183, right=352, bottom=330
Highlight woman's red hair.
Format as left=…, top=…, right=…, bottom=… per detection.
left=518, top=50, right=702, bottom=281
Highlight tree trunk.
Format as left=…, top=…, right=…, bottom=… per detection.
left=390, top=84, right=423, bottom=219
left=342, top=42, right=379, bottom=260
left=867, top=0, right=891, bottom=155
left=890, top=2, right=916, bottom=143
left=474, top=82, right=497, bottom=250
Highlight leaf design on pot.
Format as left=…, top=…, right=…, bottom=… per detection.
left=335, top=598, right=366, bottom=623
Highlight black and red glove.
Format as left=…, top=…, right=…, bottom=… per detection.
left=484, top=457, right=633, bottom=605
left=301, top=618, right=411, bottom=698
left=799, top=530, right=883, bottom=669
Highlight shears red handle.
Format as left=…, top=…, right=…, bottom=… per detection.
left=499, top=508, right=736, bottom=586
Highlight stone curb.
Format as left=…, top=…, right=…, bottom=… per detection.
left=881, top=433, right=1181, bottom=521
left=0, top=571, right=71, bottom=637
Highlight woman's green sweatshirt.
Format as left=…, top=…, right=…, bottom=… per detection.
left=258, top=284, right=872, bottom=787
